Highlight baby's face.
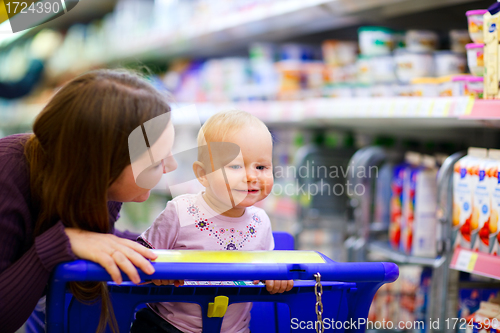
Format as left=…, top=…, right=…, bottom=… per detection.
left=205, top=125, right=273, bottom=213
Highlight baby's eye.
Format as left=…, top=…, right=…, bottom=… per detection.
left=256, top=166, right=268, bottom=170
left=229, top=165, right=242, bottom=170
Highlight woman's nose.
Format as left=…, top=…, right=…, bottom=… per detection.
left=163, top=154, right=178, bottom=173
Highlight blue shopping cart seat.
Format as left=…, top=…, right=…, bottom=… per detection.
left=46, top=232, right=398, bottom=333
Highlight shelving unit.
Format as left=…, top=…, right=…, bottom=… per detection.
left=450, top=248, right=500, bottom=280
left=2, top=1, right=500, bottom=333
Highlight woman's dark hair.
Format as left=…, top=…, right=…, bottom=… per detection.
left=24, top=69, right=171, bottom=333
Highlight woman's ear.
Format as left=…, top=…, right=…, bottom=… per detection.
left=193, top=161, right=209, bottom=187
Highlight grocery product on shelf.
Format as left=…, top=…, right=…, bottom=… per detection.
left=472, top=153, right=494, bottom=253
left=358, top=27, right=394, bottom=56
left=390, top=161, right=408, bottom=250
left=453, top=148, right=488, bottom=250
left=438, top=76, right=454, bottom=97
left=483, top=5, right=500, bottom=99
left=394, top=49, right=435, bottom=84
left=412, top=155, right=439, bottom=257
left=488, top=149, right=500, bottom=256
left=434, top=50, right=467, bottom=77
left=466, top=302, right=500, bottom=333
left=466, top=43, right=485, bottom=76
left=400, top=153, right=438, bottom=257
left=405, top=30, right=439, bottom=53
left=411, top=77, right=440, bottom=97
left=452, top=75, right=470, bottom=96
left=450, top=29, right=473, bottom=54
left=466, top=10, right=488, bottom=44
left=468, top=76, right=485, bottom=99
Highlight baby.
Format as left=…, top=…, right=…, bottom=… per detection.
left=132, top=110, right=293, bottom=333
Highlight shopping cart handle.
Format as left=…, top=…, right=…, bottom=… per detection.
left=51, top=251, right=399, bottom=283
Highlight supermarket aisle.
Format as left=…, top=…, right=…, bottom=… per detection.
left=2, top=0, right=500, bottom=332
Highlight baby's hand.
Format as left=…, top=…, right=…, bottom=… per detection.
left=253, top=280, right=293, bottom=294
left=152, top=279, right=185, bottom=287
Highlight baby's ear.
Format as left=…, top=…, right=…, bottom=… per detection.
left=193, top=161, right=209, bottom=187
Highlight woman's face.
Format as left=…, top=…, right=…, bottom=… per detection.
left=108, top=122, right=177, bottom=202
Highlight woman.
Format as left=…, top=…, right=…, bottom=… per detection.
left=0, top=69, right=177, bottom=333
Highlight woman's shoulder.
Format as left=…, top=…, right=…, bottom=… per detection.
left=0, top=133, right=31, bottom=158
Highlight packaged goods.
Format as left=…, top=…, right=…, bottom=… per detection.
left=483, top=6, right=500, bottom=98
left=488, top=149, right=500, bottom=255
left=401, top=152, right=420, bottom=254
left=453, top=148, right=488, bottom=249
left=358, top=27, right=394, bottom=56
left=401, top=154, right=438, bottom=257
left=452, top=75, right=470, bottom=96
left=434, top=51, right=467, bottom=77
left=472, top=153, right=494, bottom=253
left=405, top=30, right=439, bottom=52
left=438, top=76, right=454, bottom=97
left=357, top=55, right=373, bottom=84
left=390, top=163, right=408, bottom=250
left=411, top=77, right=439, bottom=97
left=322, top=40, right=358, bottom=67
left=394, top=49, right=434, bottom=84
left=450, top=29, right=473, bottom=53
left=370, top=55, right=397, bottom=83
left=467, top=76, right=484, bottom=98
left=466, top=43, right=484, bottom=76
left=466, top=10, right=488, bottom=44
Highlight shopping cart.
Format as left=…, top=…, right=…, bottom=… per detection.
left=45, top=232, right=398, bottom=333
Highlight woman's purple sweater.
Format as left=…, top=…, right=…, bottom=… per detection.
left=0, top=134, right=136, bottom=332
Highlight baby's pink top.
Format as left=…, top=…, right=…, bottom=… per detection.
left=139, top=192, right=274, bottom=333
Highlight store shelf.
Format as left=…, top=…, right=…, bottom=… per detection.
left=3, top=96, right=500, bottom=131
left=450, top=248, right=500, bottom=281
left=368, top=241, right=446, bottom=268
left=93, top=0, right=486, bottom=64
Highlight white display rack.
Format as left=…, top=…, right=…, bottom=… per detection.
left=2, top=96, right=495, bottom=131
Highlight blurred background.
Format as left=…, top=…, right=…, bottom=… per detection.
left=4, top=0, right=500, bottom=332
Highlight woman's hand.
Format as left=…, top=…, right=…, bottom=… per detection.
left=152, top=279, right=185, bottom=287
left=253, top=280, right=294, bottom=294
left=65, top=228, right=158, bottom=285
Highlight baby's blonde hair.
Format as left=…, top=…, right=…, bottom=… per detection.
left=197, top=110, right=270, bottom=167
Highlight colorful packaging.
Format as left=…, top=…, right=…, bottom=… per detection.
left=452, top=75, right=470, bottom=96
left=412, top=155, right=438, bottom=257
left=358, top=27, right=394, bottom=56
left=472, top=153, right=494, bottom=253
left=405, top=30, right=439, bottom=52
left=453, top=148, right=488, bottom=249
left=438, top=76, right=454, bottom=97
left=401, top=152, right=420, bottom=254
left=483, top=7, right=500, bottom=99
left=390, top=163, right=408, bottom=250
left=466, top=302, right=500, bottom=333
left=466, top=10, right=488, bottom=44
left=467, top=76, right=484, bottom=99
left=466, top=43, right=484, bottom=76
left=488, top=149, right=500, bottom=255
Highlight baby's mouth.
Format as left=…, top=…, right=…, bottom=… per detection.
left=234, top=189, right=259, bottom=193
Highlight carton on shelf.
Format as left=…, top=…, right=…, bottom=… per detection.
left=488, top=149, right=500, bottom=255
left=453, top=148, right=488, bottom=249
left=472, top=153, right=494, bottom=253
